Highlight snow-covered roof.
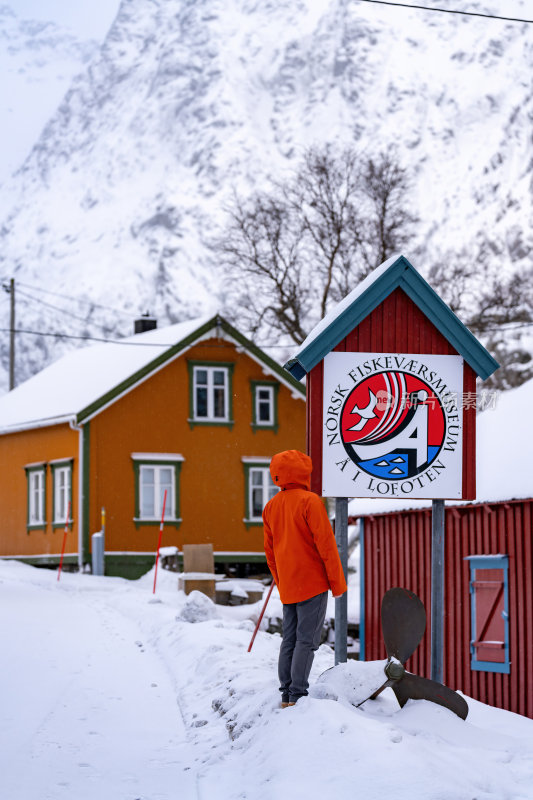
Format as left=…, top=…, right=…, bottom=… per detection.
left=284, top=255, right=499, bottom=381
left=348, top=377, right=533, bottom=515
left=0, top=315, right=304, bottom=433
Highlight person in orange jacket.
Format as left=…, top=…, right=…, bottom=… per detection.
left=263, top=449, right=347, bottom=707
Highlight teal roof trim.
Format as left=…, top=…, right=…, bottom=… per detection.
left=284, top=255, right=499, bottom=381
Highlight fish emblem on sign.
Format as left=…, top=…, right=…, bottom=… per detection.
left=340, top=371, right=445, bottom=480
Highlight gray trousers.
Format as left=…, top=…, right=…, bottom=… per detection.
left=278, top=591, right=328, bottom=703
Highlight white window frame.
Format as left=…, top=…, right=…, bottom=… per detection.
left=139, top=464, right=176, bottom=520
left=28, top=468, right=46, bottom=526
left=193, top=365, right=229, bottom=422
left=131, top=453, right=184, bottom=525
left=244, top=462, right=279, bottom=523
left=53, top=464, right=72, bottom=524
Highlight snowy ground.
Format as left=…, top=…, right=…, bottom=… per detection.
left=2, top=560, right=533, bottom=800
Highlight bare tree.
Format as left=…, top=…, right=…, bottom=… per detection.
left=215, top=144, right=419, bottom=346
left=428, top=243, right=533, bottom=390
left=215, top=143, right=533, bottom=390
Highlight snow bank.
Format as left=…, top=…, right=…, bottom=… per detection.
left=175, top=589, right=220, bottom=623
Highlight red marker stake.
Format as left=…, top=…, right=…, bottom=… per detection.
left=152, top=490, right=168, bottom=594
left=247, top=582, right=275, bottom=652
left=57, top=500, right=71, bottom=582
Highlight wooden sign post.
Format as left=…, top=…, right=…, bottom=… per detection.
left=284, top=255, right=498, bottom=672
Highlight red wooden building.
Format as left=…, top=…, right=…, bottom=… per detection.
left=282, top=255, right=533, bottom=718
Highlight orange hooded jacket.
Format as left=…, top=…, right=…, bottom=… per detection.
left=262, top=450, right=347, bottom=604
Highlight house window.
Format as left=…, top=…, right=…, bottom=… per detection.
left=189, top=363, right=234, bottom=427
left=25, top=465, right=46, bottom=528
left=251, top=382, right=279, bottom=431
left=242, top=459, right=279, bottom=525
left=466, top=555, right=510, bottom=674
left=132, top=454, right=184, bottom=527
left=51, top=460, right=73, bottom=526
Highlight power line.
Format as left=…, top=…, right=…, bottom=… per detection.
left=1, top=319, right=532, bottom=349
left=354, top=0, right=533, bottom=23
left=0, top=328, right=268, bottom=348
left=16, top=287, right=98, bottom=326
left=0, top=327, right=297, bottom=348
left=14, top=280, right=138, bottom=319
left=0, top=328, right=172, bottom=346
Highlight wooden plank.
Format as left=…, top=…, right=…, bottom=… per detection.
left=462, top=365, right=477, bottom=499
left=514, top=503, right=525, bottom=716
left=384, top=291, right=395, bottom=352
left=178, top=577, right=216, bottom=599
left=356, top=311, right=373, bottom=351
left=385, top=514, right=393, bottom=593
left=523, top=502, right=533, bottom=718
left=460, top=512, right=472, bottom=697
left=307, top=361, right=324, bottom=494
left=506, top=503, right=519, bottom=715
left=377, top=522, right=387, bottom=659
left=370, top=518, right=382, bottom=660
left=182, top=543, right=214, bottom=573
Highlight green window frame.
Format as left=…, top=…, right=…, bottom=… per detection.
left=25, top=463, right=47, bottom=530
left=51, top=459, right=73, bottom=529
left=242, top=458, right=279, bottom=527
left=250, top=381, right=279, bottom=432
left=187, top=361, right=234, bottom=428
left=132, top=454, right=184, bottom=528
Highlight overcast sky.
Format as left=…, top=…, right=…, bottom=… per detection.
left=11, top=0, right=121, bottom=39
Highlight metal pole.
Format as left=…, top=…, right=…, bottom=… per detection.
left=334, top=496, right=348, bottom=665
left=430, top=498, right=445, bottom=683
left=91, top=532, right=104, bottom=576
left=9, top=278, right=15, bottom=390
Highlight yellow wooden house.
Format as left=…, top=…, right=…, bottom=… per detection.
left=0, top=315, right=305, bottom=577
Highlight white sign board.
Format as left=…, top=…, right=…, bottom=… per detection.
left=322, top=353, right=464, bottom=499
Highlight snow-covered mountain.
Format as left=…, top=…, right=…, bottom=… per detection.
left=0, top=0, right=532, bottom=392
left=0, top=4, right=99, bottom=183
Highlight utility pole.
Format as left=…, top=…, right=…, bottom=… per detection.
left=2, top=278, right=15, bottom=390
left=9, top=278, right=15, bottom=390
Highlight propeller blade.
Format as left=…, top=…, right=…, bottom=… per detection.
left=355, top=678, right=392, bottom=708
left=392, top=672, right=469, bottom=720
left=381, top=587, right=426, bottom=664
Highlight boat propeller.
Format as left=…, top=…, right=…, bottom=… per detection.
left=357, top=587, right=468, bottom=720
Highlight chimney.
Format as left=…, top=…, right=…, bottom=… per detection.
left=134, top=313, right=157, bottom=334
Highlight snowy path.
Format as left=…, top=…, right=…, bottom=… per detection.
left=0, top=570, right=197, bottom=800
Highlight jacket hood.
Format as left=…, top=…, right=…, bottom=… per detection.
left=270, top=450, right=312, bottom=490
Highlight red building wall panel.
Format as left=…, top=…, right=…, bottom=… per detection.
left=362, top=499, right=533, bottom=718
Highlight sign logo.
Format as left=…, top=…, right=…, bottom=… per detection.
left=340, top=370, right=445, bottom=481
left=322, top=353, right=464, bottom=499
